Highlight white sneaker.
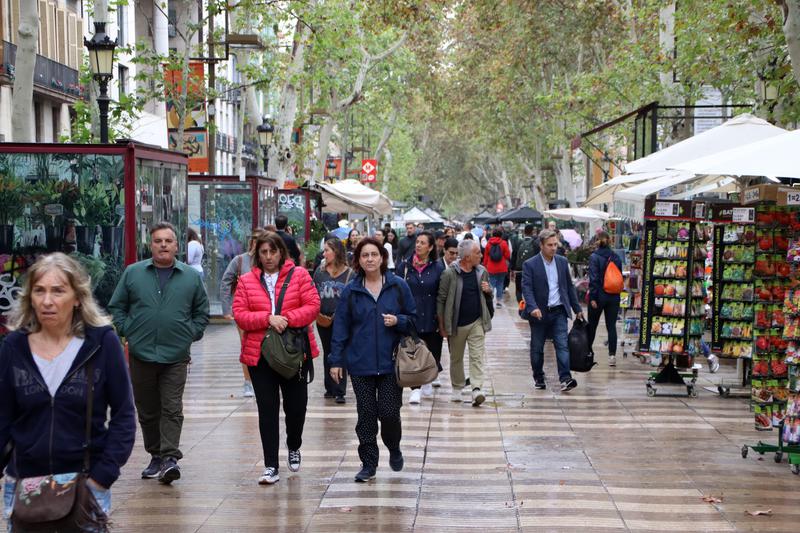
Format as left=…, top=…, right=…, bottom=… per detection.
left=451, top=390, right=462, bottom=402
left=243, top=382, right=255, bottom=397
left=431, top=377, right=441, bottom=388
left=608, top=356, right=616, bottom=367
left=708, top=354, right=720, bottom=373
left=409, top=389, right=422, bottom=404
left=258, top=467, right=279, bottom=485
left=471, top=388, right=485, bottom=406
left=421, top=383, right=434, bottom=397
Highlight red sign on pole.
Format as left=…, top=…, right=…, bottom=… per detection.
left=361, top=159, right=377, bottom=182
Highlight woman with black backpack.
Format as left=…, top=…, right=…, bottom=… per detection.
left=587, top=231, right=623, bottom=367
left=483, top=227, right=511, bottom=308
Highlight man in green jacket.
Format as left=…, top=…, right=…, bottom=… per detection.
left=437, top=239, right=493, bottom=407
left=108, top=221, right=209, bottom=485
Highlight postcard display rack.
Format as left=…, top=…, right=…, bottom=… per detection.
left=639, top=199, right=706, bottom=397
left=620, top=250, right=643, bottom=358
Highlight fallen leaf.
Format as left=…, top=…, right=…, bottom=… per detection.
left=702, top=496, right=723, bottom=504
left=339, top=507, right=352, bottom=513
left=559, top=480, right=566, bottom=485
left=744, top=509, right=772, bottom=516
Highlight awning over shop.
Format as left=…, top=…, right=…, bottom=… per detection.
left=544, top=207, right=610, bottom=222
left=624, top=113, right=786, bottom=174
left=583, top=171, right=672, bottom=207
left=316, top=179, right=393, bottom=216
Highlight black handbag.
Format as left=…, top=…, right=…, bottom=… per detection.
left=11, top=359, right=109, bottom=532
left=260, top=268, right=311, bottom=380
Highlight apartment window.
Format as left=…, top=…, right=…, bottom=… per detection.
left=118, top=64, right=129, bottom=97
left=116, top=4, right=126, bottom=47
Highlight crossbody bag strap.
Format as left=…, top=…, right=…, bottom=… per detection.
left=83, top=358, right=95, bottom=473
left=274, top=267, right=296, bottom=315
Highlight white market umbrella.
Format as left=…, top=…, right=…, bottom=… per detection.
left=583, top=171, right=668, bottom=206
left=624, top=113, right=786, bottom=174
left=544, top=207, right=610, bottom=223
left=671, top=128, right=800, bottom=179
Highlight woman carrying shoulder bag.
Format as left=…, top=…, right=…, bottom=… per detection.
left=233, top=232, right=320, bottom=486
left=1, top=253, right=136, bottom=532
left=313, top=238, right=353, bottom=404
left=329, top=238, right=416, bottom=483
left=587, top=231, right=623, bottom=367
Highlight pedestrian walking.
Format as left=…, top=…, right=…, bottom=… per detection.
left=275, top=214, right=303, bottom=266
left=108, top=221, right=209, bottom=484
left=397, top=222, right=417, bottom=262
left=437, top=239, right=494, bottom=406
left=483, top=228, right=511, bottom=308
left=440, top=237, right=459, bottom=269
left=374, top=229, right=395, bottom=272
left=346, top=228, right=361, bottom=266
left=511, top=224, right=539, bottom=304
left=233, top=232, right=320, bottom=485
left=313, top=238, right=353, bottom=404
left=386, top=228, right=399, bottom=264
left=0, top=253, right=136, bottom=531
left=328, top=237, right=417, bottom=482
left=395, top=231, right=445, bottom=404
left=220, top=228, right=264, bottom=398
left=186, top=227, right=204, bottom=279
left=522, top=229, right=584, bottom=392
left=587, top=231, right=623, bottom=367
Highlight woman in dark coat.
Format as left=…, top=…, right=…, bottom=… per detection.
left=587, top=231, right=622, bottom=367
left=395, top=231, right=445, bottom=404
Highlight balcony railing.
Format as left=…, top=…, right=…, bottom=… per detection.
left=1, top=41, right=81, bottom=99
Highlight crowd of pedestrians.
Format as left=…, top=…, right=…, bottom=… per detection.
left=0, top=215, right=626, bottom=530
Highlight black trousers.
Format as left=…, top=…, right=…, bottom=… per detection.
left=350, top=374, right=403, bottom=468
left=129, top=357, right=189, bottom=460
left=411, top=330, right=444, bottom=390
left=587, top=299, right=621, bottom=357
left=248, top=357, right=308, bottom=470
left=318, top=324, right=347, bottom=397
left=514, top=271, right=523, bottom=304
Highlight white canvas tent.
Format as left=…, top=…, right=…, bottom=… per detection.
left=315, top=183, right=378, bottom=215
left=403, top=207, right=436, bottom=224
left=613, top=171, right=721, bottom=220
left=316, top=179, right=393, bottom=216
left=624, top=114, right=786, bottom=174
left=583, top=171, right=672, bottom=207
left=543, top=207, right=610, bottom=222
left=672, top=129, right=800, bottom=180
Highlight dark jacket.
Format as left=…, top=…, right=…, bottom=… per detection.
left=278, top=230, right=302, bottom=265
left=483, top=236, right=511, bottom=274
left=588, top=246, right=623, bottom=303
left=397, top=234, right=417, bottom=262
left=521, top=253, right=581, bottom=319
left=329, top=272, right=417, bottom=376
left=395, top=257, right=445, bottom=334
left=0, top=326, right=136, bottom=488
left=108, top=259, right=209, bottom=364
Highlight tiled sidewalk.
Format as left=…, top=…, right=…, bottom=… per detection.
left=6, top=294, right=799, bottom=532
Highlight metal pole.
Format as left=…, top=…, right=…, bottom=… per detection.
left=98, top=78, right=110, bottom=144
left=207, top=7, right=216, bottom=173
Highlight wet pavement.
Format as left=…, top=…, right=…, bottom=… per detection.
left=5, top=291, right=799, bottom=532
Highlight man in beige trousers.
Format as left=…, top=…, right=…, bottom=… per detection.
left=437, top=239, right=494, bottom=406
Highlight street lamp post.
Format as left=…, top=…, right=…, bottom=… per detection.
left=325, top=160, right=337, bottom=182
left=257, top=117, right=274, bottom=175
left=84, top=22, right=117, bottom=144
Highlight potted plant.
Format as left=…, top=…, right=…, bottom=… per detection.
left=73, top=182, right=118, bottom=254
left=0, top=174, right=25, bottom=253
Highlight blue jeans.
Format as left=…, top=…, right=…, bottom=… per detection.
left=489, top=273, right=506, bottom=301
left=529, top=307, right=572, bottom=383
left=3, top=475, right=111, bottom=531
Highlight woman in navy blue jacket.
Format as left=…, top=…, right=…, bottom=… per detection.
left=329, top=237, right=416, bottom=483
left=0, top=253, right=136, bottom=528
left=587, top=231, right=623, bottom=367
left=395, top=231, right=445, bottom=405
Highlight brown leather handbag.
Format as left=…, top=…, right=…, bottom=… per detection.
left=11, top=360, right=109, bottom=533
left=316, top=268, right=351, bottom=328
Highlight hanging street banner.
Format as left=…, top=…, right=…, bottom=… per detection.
left=361, top=159, right=377, bottom=182
left=164, top=61, right=208, bottom=172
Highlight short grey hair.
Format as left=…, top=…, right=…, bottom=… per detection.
left=538, top=229, right=559, bottom=245
left=457, top=239, right=479, bottom=259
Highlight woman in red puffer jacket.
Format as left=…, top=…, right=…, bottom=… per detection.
left=483, top=227, right=511, bottom=305
left=233, top=232, right=320, bottom=486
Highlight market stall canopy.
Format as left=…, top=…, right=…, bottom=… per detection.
left=422, top=207, right=446, bottom=224
left=582, top=171, right=669, bottom=207
left=471, top=209, right=496, bottom=223
left=671, top=128, right=800, bottom=179
left=403, top=206, right=436, bottom=224
left=544, top=207, right=610, bottom=222
left=624, top=113, right=786, bottom=174
left=498, top=206, right=543, bottom=222
left=611, top=170, right=703, bottom=221
left=315, top=183, right=377, bottom=214
left=316, top=179, right=393, bottom=216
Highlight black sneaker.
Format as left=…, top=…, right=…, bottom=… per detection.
left=465, top=377, right=471, bottom=387
left=141, top=456, right=162, bottom=479
left=288, top=449, right=301, bottom=472
left=335, top=395, right=346, bottom=404
left=389, top=450, right=404, bottom=472
left=354, top=465, right=376, bottom=482
left=158, top=458, right=181, bottom=484
left=324, top=392, right=334, bottom=399
left=560, top=379, right=578, bottom=392
left=534, top=381, right=546, bottom=390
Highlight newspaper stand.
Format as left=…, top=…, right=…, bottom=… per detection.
left=638, top=199, right=706, bottom=397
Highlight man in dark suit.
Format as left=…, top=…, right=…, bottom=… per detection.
left=521, top=229, right=584, bottom=392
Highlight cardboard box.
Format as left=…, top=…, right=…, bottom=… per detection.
left=777, top=187, right=800, bottom=206
left=743, top=184, right=791, bottom=204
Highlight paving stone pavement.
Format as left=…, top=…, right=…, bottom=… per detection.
left=4, top=291, right=800, bottom=532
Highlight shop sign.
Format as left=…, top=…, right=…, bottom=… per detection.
left=731, top=207, right=755, bottom=223
left=653, top=201, right=679, bottom=217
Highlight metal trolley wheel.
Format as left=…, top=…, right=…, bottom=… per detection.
left=741, top=445, right=748, bottom=459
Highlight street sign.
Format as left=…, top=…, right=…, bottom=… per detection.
left=361, top=159, right=377, bottom=182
